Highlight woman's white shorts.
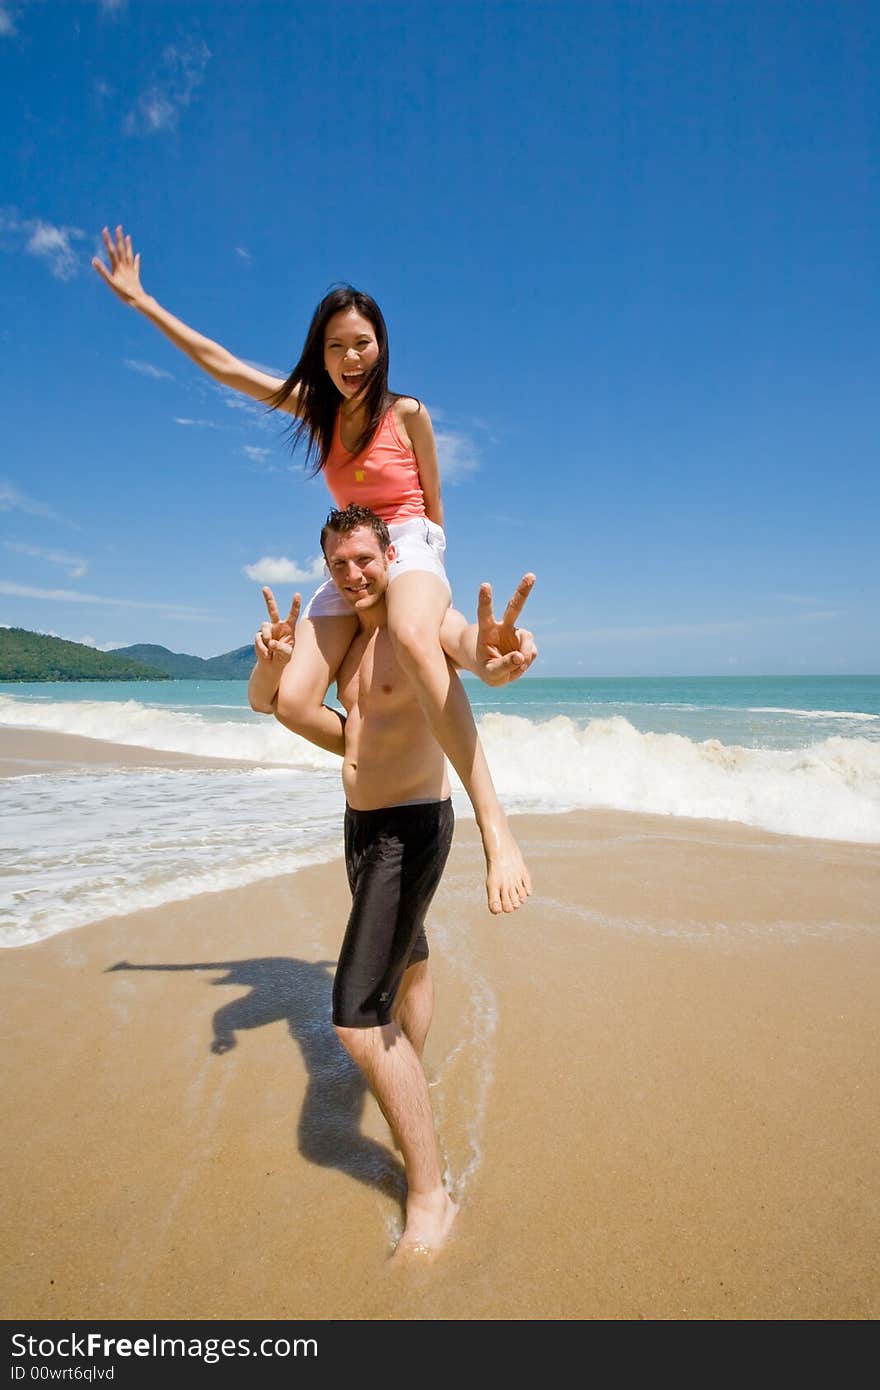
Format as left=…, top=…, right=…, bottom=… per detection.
left=303, top=517, right=450, bottom=620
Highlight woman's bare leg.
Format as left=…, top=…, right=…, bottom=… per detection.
left=274, top=614, right=358, bottom=753
left=386, top=573, right=531, bottom=914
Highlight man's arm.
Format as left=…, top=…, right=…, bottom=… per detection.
left=249, top=588, right=347, bottom=756
left=441, top=574, right=538, bottom=686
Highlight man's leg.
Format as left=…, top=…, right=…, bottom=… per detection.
left=392, top=958, right=433, bottom=1060
left=334, top=1018, right=457, bottom=1254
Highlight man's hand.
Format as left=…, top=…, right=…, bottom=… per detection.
left=254, top=586, right=301, bottom=670
left=474, top=573, right=537, bottom=686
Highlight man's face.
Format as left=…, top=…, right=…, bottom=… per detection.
left=324, top=526, right=394, bottom=610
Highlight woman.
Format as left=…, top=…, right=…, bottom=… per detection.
left=93, top=227, right=532, bottom=913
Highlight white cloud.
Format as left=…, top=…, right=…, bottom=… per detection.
left=0, top=7, right=16, bottom=37
left=793, top=609, right=841, bottom=623
left=82, top=635, right=128, bottom=650
left=0, top=210, right=87, bottom=280
left=0, top=582, right=214, bottom=619
left=174, top=416, right=224, bottom=428
left=235, top=246, right=252, bottom=262
left=242, top=356, right=285, bottom=379
left=27, top=223, right=84, bottom=280
left=4, top=542, right=88, bottom=578
left=99, top=0, right=127, bottom=13
left=124, top=40, right=211, bottom=136
left=242, top=555, right=326, bottom=584
left=124, top=358, right=173, bottom=380
left=217, top=389, right=274, bottom=430
left=435, top=429, right=479, bottom=483
left=0, top=480, right=64, bottom=522
left=774, top=593, right=833, bottom=607
left=35, top=630, right=125, bottom=651
left=243, top=445, right=272, bottom=462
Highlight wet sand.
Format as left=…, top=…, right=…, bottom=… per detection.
left=2, top=779, right=878, bottom=1320
left=0, top=726, right=268, bottom=776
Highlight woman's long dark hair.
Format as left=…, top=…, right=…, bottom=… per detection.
left=268, top=285, right=393, bottom=472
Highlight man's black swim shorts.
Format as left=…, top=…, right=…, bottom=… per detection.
left=333, top=798, right=454, bottom=1028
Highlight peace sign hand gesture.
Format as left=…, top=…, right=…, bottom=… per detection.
left=254, top=587, right=301, bottom=671
left=475, top=573, right=537, bottom=686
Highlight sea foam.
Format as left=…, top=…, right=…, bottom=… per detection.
left=0, top=693, right=336, bottom=769
left=479, top=713, right=880, bottom=843
left=2, top=696, right=879, bottom=847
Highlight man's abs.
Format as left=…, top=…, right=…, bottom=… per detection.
left=342, top=707, right=449, bottom=810
left=336, top=625, right=448, bottom=810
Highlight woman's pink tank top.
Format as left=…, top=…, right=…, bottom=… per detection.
left=323, top=406, right=425, bottom=524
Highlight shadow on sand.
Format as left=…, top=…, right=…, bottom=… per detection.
left=107, top=955, right=405, bottom=1205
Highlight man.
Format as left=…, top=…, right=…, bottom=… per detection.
left=248, top=504, right=536, bottom=1256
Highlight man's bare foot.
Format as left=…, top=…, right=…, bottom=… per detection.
left=482, top=818, right=532, bottom=914
left=391, top=1188, right=458, bottom=1261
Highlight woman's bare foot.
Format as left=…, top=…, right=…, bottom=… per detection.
left=482, top=817, right=532, bottom=914
left=391, top=1188, right=458, bottom=1261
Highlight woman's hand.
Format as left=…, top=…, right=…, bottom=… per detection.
left=91, top=224, right=146, bottom=307
left=474, top=574, right=537, bottom=684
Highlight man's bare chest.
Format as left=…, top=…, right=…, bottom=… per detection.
left=337, top=630, right=410, bottom=715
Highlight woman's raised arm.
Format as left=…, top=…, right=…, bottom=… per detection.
left=91, top=225, right=298, bottom=411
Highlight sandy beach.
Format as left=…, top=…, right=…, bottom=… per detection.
left=2, top=731, right=879, bottom=1321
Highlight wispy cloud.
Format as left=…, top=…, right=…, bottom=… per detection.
left=124, top=358, right=173, bottom=381
left=0, top=480, right=66, bottom=523
left=174, top=417, right=225, bottom=429
left=774, top=593, right=833, bottom=607
left=435, top=429, right=479, bottom=483
left=78, top=633, right=127, bottom=650
left=33, top=629, right=126, bottom=651
left=235, top=246, right=252, bottom=262
left=0, top=582, right=214, bottom=619
left=242, top=356, right=285, bottom=379
left=98, top=0, right=127, bottom=14
left=0, top=6, right=16, bottom=38
left=217, top=389, right=274, bottom=430
left=242, top=555, right=325, bottom=585
left=124, top=40, right=211, bottom=136
left=4, top=542, right=88, bottom=579
left=241, top=444, right=282, bottom=475
left=0, top=209, right=87, bottom=280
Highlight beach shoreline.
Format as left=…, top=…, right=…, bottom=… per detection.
left=0, top=725, right=280, bottom=777
left=2, top=759, right=878, bottom=1319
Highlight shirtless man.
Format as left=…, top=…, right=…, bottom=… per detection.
left=248, top=504, right=536, bottom=1255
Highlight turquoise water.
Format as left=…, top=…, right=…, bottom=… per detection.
left=3, top=674, right=879, bottom=747
left=2, top=674, right=878, bottom=945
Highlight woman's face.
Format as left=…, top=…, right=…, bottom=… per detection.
left=323, top=308, right=380, bottom=400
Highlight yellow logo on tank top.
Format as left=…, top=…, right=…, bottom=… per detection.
left=354, top=469, right=365, bottom=482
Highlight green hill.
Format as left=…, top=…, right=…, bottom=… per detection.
left=0, top=628, right=171, bottom=682
left=204, top=645, right=254, bottom=679
left=113, top=643, right=254, bottom=680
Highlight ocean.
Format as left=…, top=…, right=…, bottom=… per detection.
left=2, top=674, right=878, bottom=947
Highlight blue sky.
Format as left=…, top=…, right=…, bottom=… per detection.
left=1, top=0, right=877, bottom=675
